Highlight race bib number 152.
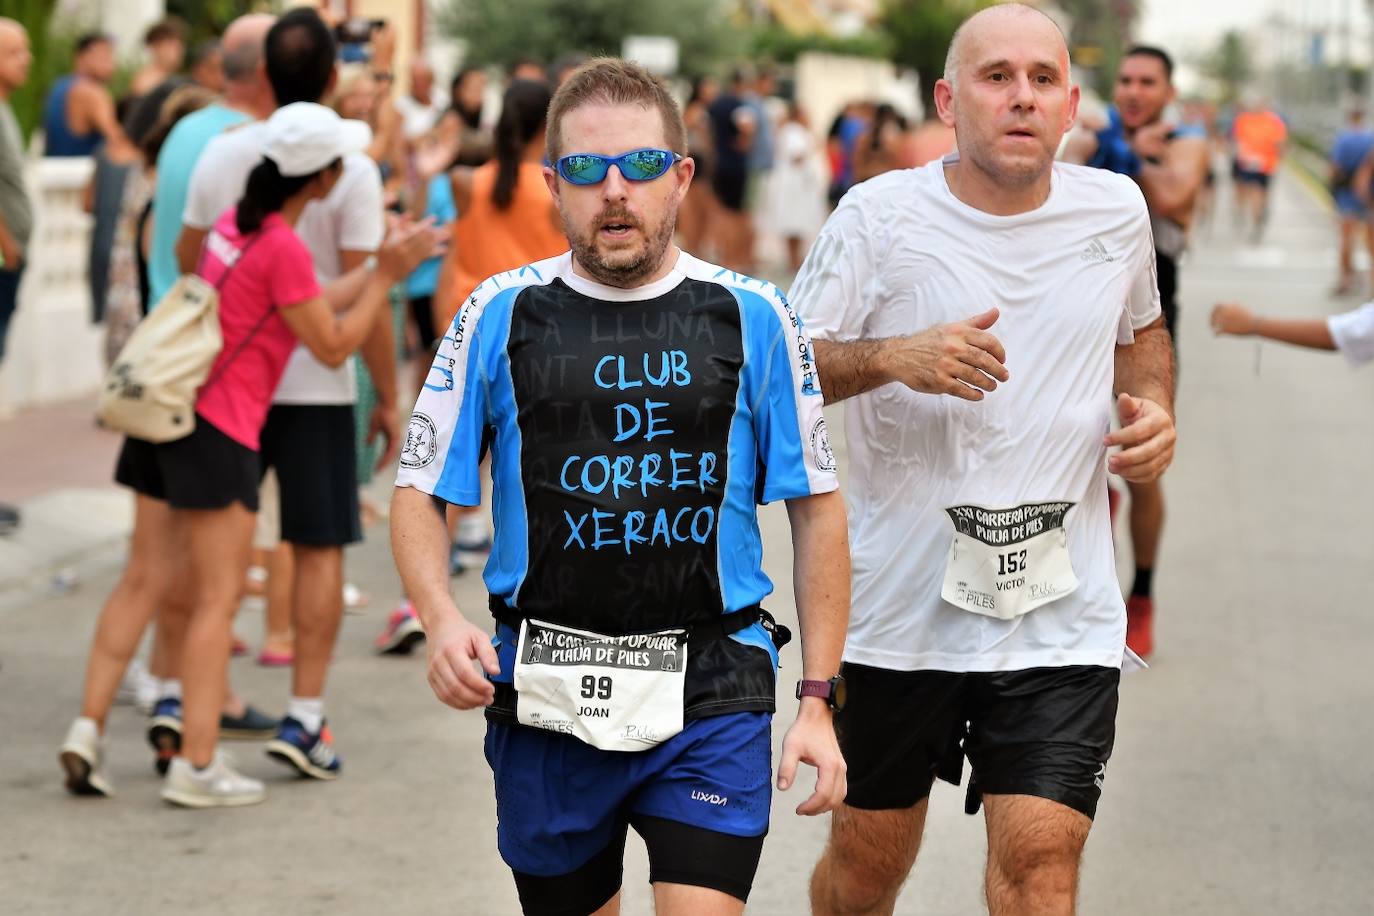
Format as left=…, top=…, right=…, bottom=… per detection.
left=941, top=502, right=1079, bottom=620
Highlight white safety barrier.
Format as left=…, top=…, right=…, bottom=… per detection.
left=0, top=156, right=101, bottom=414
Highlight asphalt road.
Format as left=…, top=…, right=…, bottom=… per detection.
left=4, top=166, right=1373, bottom=914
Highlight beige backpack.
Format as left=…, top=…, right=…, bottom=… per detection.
left=96, top=234, right=264, bottom=443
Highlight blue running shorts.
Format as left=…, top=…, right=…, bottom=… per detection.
left=484, top=710, right=772, bottom=913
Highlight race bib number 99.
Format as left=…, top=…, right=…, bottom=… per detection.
left=941, top=502, right=1079, bottom=620
left=514, top=618, right=687, bottom=752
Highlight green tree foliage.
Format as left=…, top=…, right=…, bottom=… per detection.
left=878, top=0, right=986, bottom=112
left=749, top=25, right=891, bottom=64
left=440, top=0, right=746, bottom=78
left=166, top=0, right=252, bottom=51
left=1207, top=30, right=1250, bottom=104
left=1059, top=0, right=1140, bottom=95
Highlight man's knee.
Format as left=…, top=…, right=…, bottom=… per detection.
left=291, top=543, right=342, bottom=573
left=985, top=796, right=1090, bottom=908
left=813, top=804, right=924, bottom=913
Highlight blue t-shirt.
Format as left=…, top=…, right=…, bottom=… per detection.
left=743, top=93, right=774, bottom=172
left=1331, top=128, right=1374, bottom=180
left=405, top=174, right=457, bottom=299
left=396, top=250, right=838, bottom=721
left=148, top=104, right=251, bottom=304
left=1087, top=107, right=1141, bottom=176
left=43, top=76, right=101, bottom=157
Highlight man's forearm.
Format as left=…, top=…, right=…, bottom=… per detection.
left=785, top=489, right=850, bottom=681
left=813, top=338, right=892, bottom=405
left=391, top=487, right=464, bottom=630
left=1136, top=164, right=1196, bottom=223
left=1114, top=323, right=1175, bottom=413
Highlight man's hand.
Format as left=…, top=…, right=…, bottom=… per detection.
left=1105, top=393, right=1175, bottom=483
left=368, top=401, right=399, bottom=471
left=777, top=699, right=847, bottom=816
left=1130, top=122, right=1172, bottom=161
left=885, top=308, right=1008, bottom=401
left=1210, top=302, right=1256, bottom=337
left=425, top=614, right=501, bottom=710
left=370, top=22, right=396, bottom=71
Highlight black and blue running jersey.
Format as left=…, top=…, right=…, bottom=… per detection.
left=396, top=250, right=838, bottom=718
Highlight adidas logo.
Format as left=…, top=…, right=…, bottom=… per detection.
left=1081, top=238, right=1115, bottom=263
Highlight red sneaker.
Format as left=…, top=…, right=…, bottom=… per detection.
left=1125, top=594, right=1154, bottom=660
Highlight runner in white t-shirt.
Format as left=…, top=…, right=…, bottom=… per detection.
left=795, top=6, right=1177, bottom=914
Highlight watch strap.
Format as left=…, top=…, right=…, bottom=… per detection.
left=796, top=679, right=832, bottom=701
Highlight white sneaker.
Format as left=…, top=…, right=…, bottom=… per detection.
left=59, top=717, right=114, bottom=797
left=161, top=753, right=266, bottom=808
left=115, top=658, right=159, bottom=714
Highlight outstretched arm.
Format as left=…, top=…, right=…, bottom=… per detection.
left=1211, top=302, right=1336, bottom=350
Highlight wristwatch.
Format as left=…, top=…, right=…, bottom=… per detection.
left=796, top=675, right=846, bottom=711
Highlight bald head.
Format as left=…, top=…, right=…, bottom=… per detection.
left=0, top=16, right=25, bottom=50
left=944, top=3, right=1068, bottom=88
left=220, top=13, right=274, bottom=84
left=410, top=57, right=434, bottom=101
left=0, top=17, right=31, bottom=94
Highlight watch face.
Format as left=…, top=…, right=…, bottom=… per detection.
left=831, top=675, right=847, bottom=711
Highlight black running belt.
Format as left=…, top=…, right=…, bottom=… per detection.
left=487, top=595, right=789, bottom=648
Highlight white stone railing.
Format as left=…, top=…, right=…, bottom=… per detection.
left=0, top=156, right=102, bottom=413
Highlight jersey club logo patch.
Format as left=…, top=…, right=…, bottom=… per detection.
left=400, top=413, right=438, bottom=469
left=810, top=417, right=836, bottom=472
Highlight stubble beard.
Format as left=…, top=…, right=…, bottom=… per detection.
left=964, top=131, right=1051, bottom=189
left=566, top=198, right=679, bottom=289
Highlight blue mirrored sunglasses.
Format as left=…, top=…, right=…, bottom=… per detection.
left=555, top=148, right=683, bottom=185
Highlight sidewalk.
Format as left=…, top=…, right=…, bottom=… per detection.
left=0, top=398, right=129, bottom=602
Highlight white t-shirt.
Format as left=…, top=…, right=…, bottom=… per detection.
left=1329, top=303, right=1374, bottom=366
left=394, top=94, right=445, bottom=140
left=791, top=157, right=1161, bottom=673
left=183, top=121, right=385, bottom=405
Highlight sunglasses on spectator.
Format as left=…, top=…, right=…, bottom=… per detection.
left=555, top=148, right=683, bottom=185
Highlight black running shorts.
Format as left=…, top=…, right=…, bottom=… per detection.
left=257, top=404, right=361, bottom=546
left=114, top=415, right=259, bottom=511
left=1157, top=251, right=1178, bottom=345
left=711, top=167, right=748, bottom=212
left=408, top=294, right=438, bottom=351
left=836, top=662, right=1119, bottom=820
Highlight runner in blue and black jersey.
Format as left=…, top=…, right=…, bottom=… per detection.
left=391, top=58, right=850, bottom=916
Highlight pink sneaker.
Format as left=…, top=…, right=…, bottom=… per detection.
left=375, top=602, right=425, bottom=655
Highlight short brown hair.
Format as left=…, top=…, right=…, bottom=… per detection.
left=144, top=17, right=187, bottom=47
left=546, top=57, right=686, bottom=163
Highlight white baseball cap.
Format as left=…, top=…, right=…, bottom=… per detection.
left=262, top=102, right=372, bottom=177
